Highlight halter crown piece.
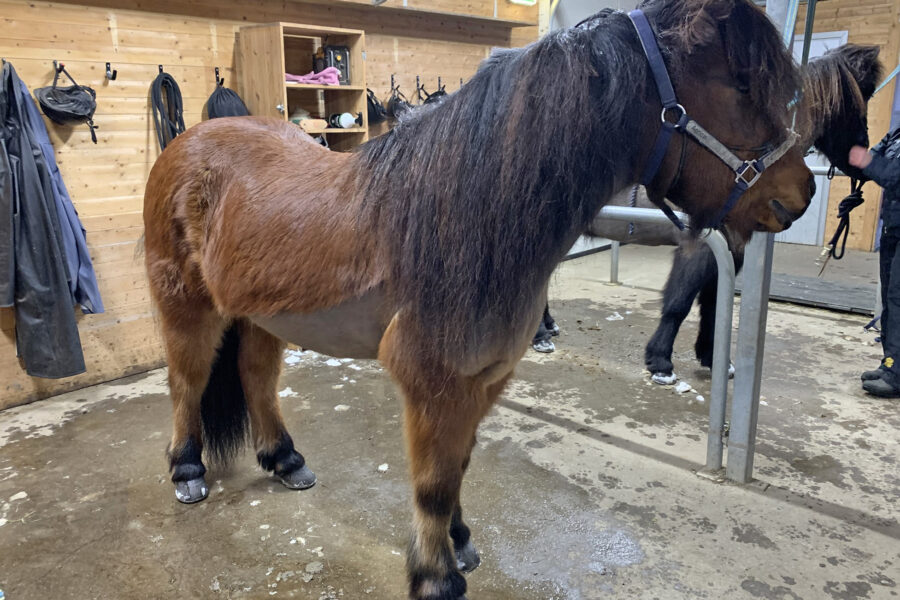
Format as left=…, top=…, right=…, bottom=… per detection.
left=628, top=9, right=799, bottom=229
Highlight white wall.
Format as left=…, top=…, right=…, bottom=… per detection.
left=551, top=0, right=639, bottom=30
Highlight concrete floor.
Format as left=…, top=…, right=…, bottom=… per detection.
left=0, top=245, right=898, bottom=600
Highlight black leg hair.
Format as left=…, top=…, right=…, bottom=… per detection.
left=645, top=243, right=716, bottom=375
left=168, top=436, right=206, bottom=482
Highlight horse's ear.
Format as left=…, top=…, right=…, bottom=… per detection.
left=840, top=45, right=883, bottom=100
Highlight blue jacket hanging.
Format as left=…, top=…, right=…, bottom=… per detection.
left=0, top=61, right=91, bottom=378
left=19, top=79, right=103, bottom=314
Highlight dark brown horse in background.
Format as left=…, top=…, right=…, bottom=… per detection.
left=143, top=1, right=814, bottom=598
left=536, top=45, right=883, bottom=374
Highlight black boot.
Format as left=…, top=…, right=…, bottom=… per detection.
left=861, top=366, right=886, bottom=381
left=862, top=377, right=900, bottom=397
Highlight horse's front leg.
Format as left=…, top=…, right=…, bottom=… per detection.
left=381, top=321, right=509, bottom=599
left=644, top=243, right=714, bottom=380
left=450, top=373, right=509, bottom=573
left=238, top=320, right=317, bottom=490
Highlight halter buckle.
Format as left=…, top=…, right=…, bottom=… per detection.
left=660, top=104, right=687, bottom=127
left=735, top=161, right=763, bottom=188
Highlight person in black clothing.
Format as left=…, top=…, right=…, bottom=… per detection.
left=850, top=129, right=900, bottom=397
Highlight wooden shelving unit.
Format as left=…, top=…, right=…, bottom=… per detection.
left=239, top=22, right=368, bottom=151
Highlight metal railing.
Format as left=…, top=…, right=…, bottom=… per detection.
left=594, top=206, right=735, bottom=472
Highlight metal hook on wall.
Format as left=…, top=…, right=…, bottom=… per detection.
left=158, top=64, right=164, bottom=74
left=105, top=62, right=117, bottom=81
left=415, top=75, right=425, bottom=103
left=215, top=66, right=224, bottom=87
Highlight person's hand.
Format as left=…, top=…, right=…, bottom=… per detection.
left=849, top=146, right=873, bottom=169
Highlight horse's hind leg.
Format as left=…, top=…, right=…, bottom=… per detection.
left=543, top=303, right=560, bottom=336
left=237, top=320, right=316, bottom=490
left=531, top=303, right=559, bottom=353
left=160, top=303, right=227, bottom=503
left=694, top=275, right=718, bottom=369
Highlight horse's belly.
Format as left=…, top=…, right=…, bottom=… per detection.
left=250, top=288, right=389, bottom=359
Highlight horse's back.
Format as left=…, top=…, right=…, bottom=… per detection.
left=143, top=117, right=385, bottom=319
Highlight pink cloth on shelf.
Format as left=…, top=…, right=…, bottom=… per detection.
left=285, top=67, right=342, bottom=85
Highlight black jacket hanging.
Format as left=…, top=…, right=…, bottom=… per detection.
left=0, top=61, right=86, bottom=378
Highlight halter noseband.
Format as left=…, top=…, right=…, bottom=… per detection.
left=628, top=9, right=799, bottom=229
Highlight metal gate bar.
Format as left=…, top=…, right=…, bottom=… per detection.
left=595, top=206, right=735, bottom=470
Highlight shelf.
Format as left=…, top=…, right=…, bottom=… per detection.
left=286, top=83, right=365, bottom=91
left=287, top=0, right=535, bottom=28
left=240, top=21, right=369, bottom=152
left=302, top=127, right=367, bottom=134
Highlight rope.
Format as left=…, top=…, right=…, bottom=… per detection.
left=825, top=178, right=865, bottom=261
left=150, top=71, right=185, bottom=151
left=627, top=185, right=638, bottom=235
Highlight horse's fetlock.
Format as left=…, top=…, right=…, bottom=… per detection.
left=257, top=431, right=306, bottom=476
left=168, top=437, right=206, bottom=482
left=409, top=569, right=467, bottom=600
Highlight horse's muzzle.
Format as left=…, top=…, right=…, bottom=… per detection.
left=770, top=198, right=805, bottom=230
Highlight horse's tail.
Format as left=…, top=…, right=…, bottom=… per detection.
left=200, top=323, right=249, bottom=465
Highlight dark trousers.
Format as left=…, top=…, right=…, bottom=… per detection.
left=879, top=220, right=900, bottom=386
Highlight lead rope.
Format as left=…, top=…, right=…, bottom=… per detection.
left=817, top=174, right=864, bottom=275
left=628, top=185, right=638, bottom=235
left=151, top=70, right=185, bottom=151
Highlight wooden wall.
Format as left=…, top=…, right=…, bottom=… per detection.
left=797, top=0, right=900, bottom=251
left=0, top=0, right=540, bottom=410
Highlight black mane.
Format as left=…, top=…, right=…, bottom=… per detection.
left=356, top=0, right=800, bottom=359
left=803, top=44, right=882, bottom=178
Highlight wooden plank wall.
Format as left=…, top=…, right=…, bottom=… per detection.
left=0, top=0, right=539, bottom=410
left=797, top=0, right=900, bottom=251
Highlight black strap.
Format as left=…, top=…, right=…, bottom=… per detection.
left=629, top=10, right=676, bottom=109
left=825, top=178, right=865, bottom=261
left=151, top=71, right=185, bottom=151
left=628, top=10, right=687, bottom=231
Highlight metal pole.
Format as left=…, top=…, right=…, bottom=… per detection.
left=610, top=241, right=620, bottom=285
left=595, top=205, right=688, bottom=226
left=800, top=0, right=818, bottom=67
left=703, top=230, right=735, bottom=471
left=726, top=231, right=775, bottom=483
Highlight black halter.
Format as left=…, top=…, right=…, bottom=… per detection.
left=628, top=9, right=799, bottom=229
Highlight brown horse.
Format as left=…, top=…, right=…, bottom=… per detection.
left=143, top=1, right=814, bottom=598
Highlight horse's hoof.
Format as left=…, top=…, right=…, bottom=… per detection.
left=174, top=477, right=209, bottom=504
left=549, top=323, right=560, bottom=336
left=651, top=371, right=677, bottom=385
left=533, top=339, right=555, bottom=353
left=279, top=465, right=317, bottom=490
left=455, top=540, right=481, bottom=573
left=728, top=362, right=735, bottom=378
